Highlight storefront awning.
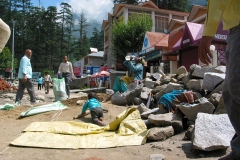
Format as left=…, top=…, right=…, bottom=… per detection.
left=172, top=21, right=229, bottom=50
left=140, top=32, right=168, bottom=56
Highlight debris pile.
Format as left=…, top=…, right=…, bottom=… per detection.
left=110, top=64, right=233, bottom=152
left=0, top=78, right=17, bottom=91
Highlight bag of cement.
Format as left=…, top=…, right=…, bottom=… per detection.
left=111, top=91, right=128, bottom=106
left=52, top=78, right=68, bottom=101
left=0, top=18, right=11, bottom=52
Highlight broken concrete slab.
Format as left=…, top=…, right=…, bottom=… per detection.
left=202, top=73, right=225, bottom=91
left=178, top=97, right=215, bottom=121
left=192, top=113, right=235, bottom=151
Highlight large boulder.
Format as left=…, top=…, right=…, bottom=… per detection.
left=192, top=113, right=235, bottom=151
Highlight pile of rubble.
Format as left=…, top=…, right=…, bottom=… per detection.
left=0, top=78, right=17, bottom=91
left=111, top=64, right=234, bottom=152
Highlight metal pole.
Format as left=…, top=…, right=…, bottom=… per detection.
left=11, top=21, right=15, bottom=79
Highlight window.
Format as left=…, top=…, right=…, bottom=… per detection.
left=155, top=15, right=168, bottom=32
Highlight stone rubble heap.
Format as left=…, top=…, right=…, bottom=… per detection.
left=111, top=64, right=234, bottom=152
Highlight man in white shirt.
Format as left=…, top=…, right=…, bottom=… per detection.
left=58, top=56, right=74, bottom=98
left=44, top=72, right=52, bottom=94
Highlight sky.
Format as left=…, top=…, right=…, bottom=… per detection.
left=32, top=0, right=207, bottom=24
left=32, top=0, right=114, bottom=23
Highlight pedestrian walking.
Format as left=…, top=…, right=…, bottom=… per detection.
left=57, top=56, right=74, bottom=98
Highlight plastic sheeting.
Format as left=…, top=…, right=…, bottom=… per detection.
left=11, top=108, right=148, bottom=149
left=20, top=101, right=68, bottom=117
left=0, top=103, right=14, bottom=110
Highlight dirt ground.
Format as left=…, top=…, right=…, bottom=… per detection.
left=0, top=86, right=230, bottom=160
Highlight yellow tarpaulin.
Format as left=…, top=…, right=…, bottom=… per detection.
left=10, top=108, right=148, bottom=149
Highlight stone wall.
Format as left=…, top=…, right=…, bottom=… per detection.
left=69, top=76, right=91, bottom=89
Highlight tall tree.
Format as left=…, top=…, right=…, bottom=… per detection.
left=112, top=13, right=152, bottom=62
left=58, top=2, right=73, bottom=58
left=74, top=10, right=90, bottom=59
left=90, top=28, right=104, bottom=51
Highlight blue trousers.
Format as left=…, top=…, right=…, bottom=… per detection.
left=223, top=24, right=240, bottom=159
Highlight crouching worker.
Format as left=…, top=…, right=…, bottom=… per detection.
left=73, top=92, right=105, bottom=126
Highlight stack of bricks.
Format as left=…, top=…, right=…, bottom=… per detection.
left=0, top=78, right=17, bottom=91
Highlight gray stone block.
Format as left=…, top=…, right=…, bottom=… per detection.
left=192, top=113, right=235, bottom=151
left=163, top=82, right=184, bottom=94
left=187, top=79, right=203, bottom=91
left=111, top=91, right=128, bottom=106
left=143, top=78, right=159, bottom=89
left=141, top=108, right=159, bottom=118
left=202, top=73, right=225, bottom=91
left=208, top=93, right=221, bottom=107
left=147, top=126, right=174, bottom=141
left=137, top=103, right=150, bottom=114
left=214, top=96, right=226, bottom=114
left=176, top=66, right=187, bottom=75
left=149, top=154, right=165, bottom=160
left=207, top=82, right=224, bottom=98
left=178, top=97, right=215, bottom=121
left=191, top=65, right=225, bottom=78
left=148, top=113, right=183, bottom=133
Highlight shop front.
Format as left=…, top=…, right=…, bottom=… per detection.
left=169, top=21, right=229, bottom=71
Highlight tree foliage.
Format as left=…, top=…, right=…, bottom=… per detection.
left=0, top=47, right=18, bottom=71
left=90, top=28, right=104, bottom=51
left=112, top=13, right=152, bottom=62
left=0, top=1, right=104, bottom=75
left=113, top=0, right=141, bottom=4
left=151, top=0, right=191, bottom=12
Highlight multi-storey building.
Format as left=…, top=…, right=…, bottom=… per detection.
left=102, top=1, right=189, bottom=70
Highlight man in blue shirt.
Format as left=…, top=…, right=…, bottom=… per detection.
left=123, top=56, right=143, bottom=81
left=15, top=49, right=38, bottom=105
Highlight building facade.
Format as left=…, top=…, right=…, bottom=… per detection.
left=102, top=1, right=189, bottom=70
